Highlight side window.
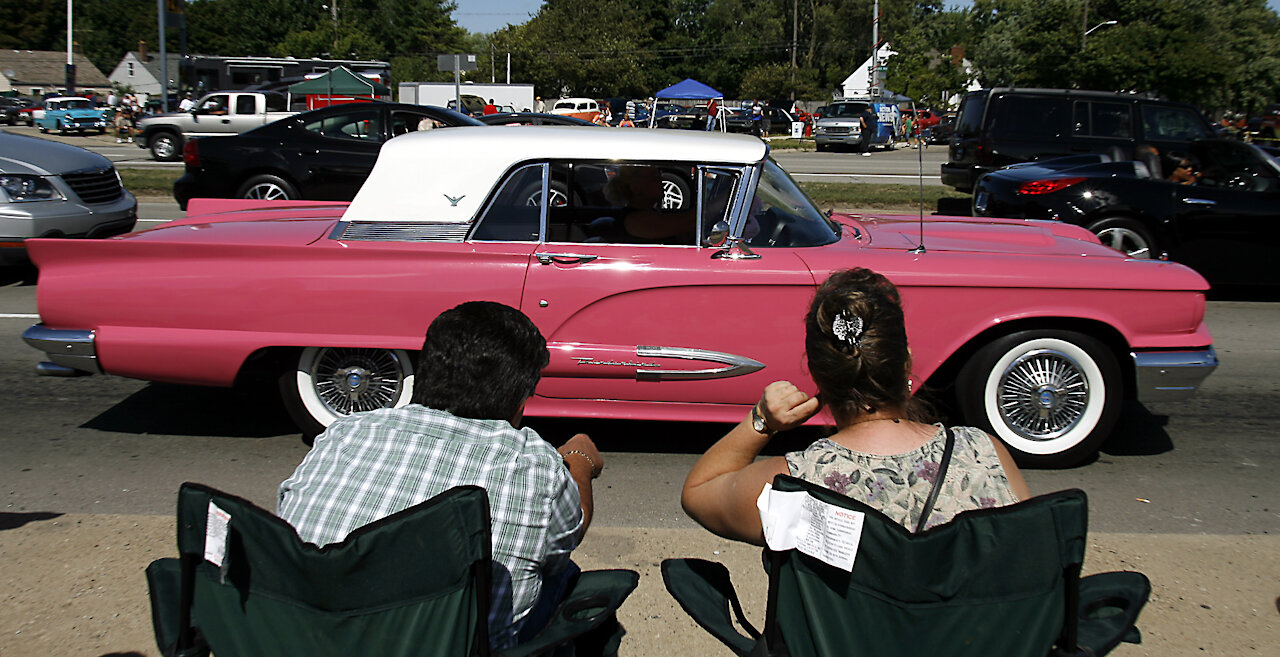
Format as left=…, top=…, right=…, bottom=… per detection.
left=990, top=95, right=1070, bottom=138
left=471, top=164, right=545, bottom=242
left=744, top=159, right=838, bottom=248
left=234, top=95, right=256, bottom=115
left=1141, top=105, right=1211, bottom=141
left=264, top=93, right=287, bottom=112
left=391, top=111, right=444, bottom=136
left=302, top=108, right=383, bottom=141
left=543, top=161, right=698, bottom=245
left=701, top=169, right=739, bottom=243
left=1090, top=102, right=1131, bottom=138
left=198, top=94, right=229, bottom=114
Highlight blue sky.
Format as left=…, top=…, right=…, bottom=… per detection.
left=451, top=0, right=1280, bottom=34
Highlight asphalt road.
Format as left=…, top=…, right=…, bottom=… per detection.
left=1, top=278, right=1276, bottom=536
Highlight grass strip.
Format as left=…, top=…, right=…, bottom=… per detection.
left=119, top=168, right=968, bottom=213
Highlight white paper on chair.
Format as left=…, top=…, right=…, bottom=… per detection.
left=204, top=501, right=231, bottom=567
left=756, top=483, right=864, bottom=572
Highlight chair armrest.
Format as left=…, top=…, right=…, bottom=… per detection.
left=661, top=558, right=759, bottom=657
left=1074, top=571, right=1151, bottom=656
left=500, top=569, right=640, bottom=657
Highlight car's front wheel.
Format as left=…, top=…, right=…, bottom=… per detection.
left=279, top=347, right=416, bottom=437
left=149, top=132, right=181, bottom=161
left=237, top=174, right=298, bottom=202
left=1088, top=217, right=1157, bottom=259
left=957, top=330, right=1121, bottom=468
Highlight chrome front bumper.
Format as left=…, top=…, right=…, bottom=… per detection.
left=1132, top=347, right=1217, bottom=403
left=23, top=324, right=101, bottom=375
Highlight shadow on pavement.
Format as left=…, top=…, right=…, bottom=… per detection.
left=0, top=264, right=38, bottom=286
left=1101, top=401, right=1173, bottom=458
left=0, top=511, right=63, bottom=531
left=81, top=382, right=298, bottom=438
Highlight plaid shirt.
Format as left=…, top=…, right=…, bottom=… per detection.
left=277, top=405, right=583, bottom=648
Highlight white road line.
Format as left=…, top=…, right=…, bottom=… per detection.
left=791, top=172, right=941, bottom=181
left=0, top=313, right=39, bottom=319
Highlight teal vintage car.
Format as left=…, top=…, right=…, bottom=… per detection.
left=33, top=97, right=109, bottom=135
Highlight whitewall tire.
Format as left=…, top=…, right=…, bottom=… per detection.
left=280, top=347, right=415, bottom=436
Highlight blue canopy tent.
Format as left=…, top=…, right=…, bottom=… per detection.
left=649, top=78, right=725, bottom=131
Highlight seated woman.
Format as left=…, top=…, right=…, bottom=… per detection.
left=604, top=165, right=695, bottom=244
left=681, top=268, right=1030, bottom=544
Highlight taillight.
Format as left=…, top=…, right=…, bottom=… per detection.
left=1017, top=177, right=1086, bottom=195
left=182, top=140, right=200, bottom=168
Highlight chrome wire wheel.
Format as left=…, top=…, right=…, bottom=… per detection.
left=997, top=348, right=1089, bottom=441
left=660, top=179, right=684, bottom=209
left=958, top=332, right=1120, bottom=468
left=290, top=347, right=415, bottom=431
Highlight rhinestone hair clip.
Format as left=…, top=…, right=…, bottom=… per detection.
left=832, top=310, right=864, bottom=348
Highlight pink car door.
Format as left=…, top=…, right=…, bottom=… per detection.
left=517, top=162, right=817, bottom=406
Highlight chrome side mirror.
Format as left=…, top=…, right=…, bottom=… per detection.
left=703, top=220, right=730, bottom=247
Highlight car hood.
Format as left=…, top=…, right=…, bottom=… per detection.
left=844, top=212, right=1113, bottom=256
left=0, top=131, right=112, bottom=175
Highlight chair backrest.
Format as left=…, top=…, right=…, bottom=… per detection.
left=174, top=482, right=493, bottom=657
left=762, top=476, right=1087, bottom=657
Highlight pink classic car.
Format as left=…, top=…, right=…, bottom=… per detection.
left=23, top=127, right=1217, bottom=467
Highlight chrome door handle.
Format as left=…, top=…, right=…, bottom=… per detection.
left=537, top=253, right=599, bottom=265
left=1181, top=198, right=1216, bottom=206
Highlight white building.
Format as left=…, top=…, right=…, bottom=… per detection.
left=838, top=43, right=897, bottom=98
left=107, top=49, right=183, bottom=100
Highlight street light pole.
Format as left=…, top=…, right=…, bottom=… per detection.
left=1083, top=20, right=1118, bottom=50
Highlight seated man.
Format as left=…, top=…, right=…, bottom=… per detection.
left=278, top=301, right=602, bottom=649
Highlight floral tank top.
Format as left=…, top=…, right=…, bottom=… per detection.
left=784, top=424, right=1019, bottom=532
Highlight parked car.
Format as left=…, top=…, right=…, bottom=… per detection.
left=2, top=96, right=38, bottom=126
left=24, top=128, right=1216, bottom=467
left=723, top=107, right=796, bottom=136
left=549, top=98, right=602, bottom=123
left=172, top=102, right=482, bottom=210
left=932, top=111, right=957, bottom=144
left=973, top=138, right=1280, bottom=286
left=33, top=97, right=110, bottom=135
left=479, top=112, right=598, bottom=127
left=0, top=131, right=136, bottom=265
left=943, top=87, right=1216, bottom=193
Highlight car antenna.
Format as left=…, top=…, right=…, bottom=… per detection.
left=908, top=99, right=927, bottom=254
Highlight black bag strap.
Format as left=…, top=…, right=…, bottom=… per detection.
left=915, top=426, right=956, bottom=533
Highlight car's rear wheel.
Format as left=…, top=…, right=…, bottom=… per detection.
left=149, top=132, right=181, bottom=161
left=279, top=347, right=416, bottom=437
left=957, top=330, right=1121, bottom=468
left=237, top=174, right=298, bottom=202
left=1088, top=217, right=1157, bottom=259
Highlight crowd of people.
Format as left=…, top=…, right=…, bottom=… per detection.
left=272, top=266, right=1030, bottom=651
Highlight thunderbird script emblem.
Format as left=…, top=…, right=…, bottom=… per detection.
left=443, top=194, right=466, bottom=207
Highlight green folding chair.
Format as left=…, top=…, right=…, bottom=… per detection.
left=146, top=482, right=637, bottom=657
left=663, top=476, right=1148, bottom=657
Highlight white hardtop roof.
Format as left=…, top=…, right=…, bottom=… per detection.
left=344, top=126, right=768, bottom=224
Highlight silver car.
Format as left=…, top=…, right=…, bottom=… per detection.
left=1, top=130, right=137, bottom=264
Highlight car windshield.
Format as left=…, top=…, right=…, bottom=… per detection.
left=58, top=99, right=92, bottom=110
left=743, top=159, right=838, bottom=247
left=554, top=101, right=576, bottom=110
left=825, top=103, right=866, bottom=118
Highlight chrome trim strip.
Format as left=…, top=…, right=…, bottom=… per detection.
left=635, top=345, right=764, bottom=381
left=1181, top=198, right=1216, bottom=206
left=334, top=221, right=470, bottom=242
left=23, top=324, right=102, bottom=374
left=1132, top=346, right=1218, bottom=403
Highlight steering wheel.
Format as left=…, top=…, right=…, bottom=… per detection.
left=748, top=208, right=788, bottom=247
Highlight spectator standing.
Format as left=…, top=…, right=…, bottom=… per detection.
left=114, top=106, right=132, bottom=143
left=859, top=105, right=877, bottom=157
left=278, top=301, right=603, bottom=649
left=903, top=113, right=918, bottom=149
left=535, top=96, right=545, bottom=113
left=750, top=100, right=764, bottom=137
left=483, top=99, right=498, bottom=115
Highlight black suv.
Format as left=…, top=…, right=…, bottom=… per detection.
left=941, top=88, right=1215, bottom=193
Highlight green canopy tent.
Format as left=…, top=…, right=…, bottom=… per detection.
left=288, top=66, right=390, bottom=110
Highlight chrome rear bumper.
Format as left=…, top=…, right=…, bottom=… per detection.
left=1132, top=347, right=1217, bottom=403
left=23, top=324, right=101, bottom=375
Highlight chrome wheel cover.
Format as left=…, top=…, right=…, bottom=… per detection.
left=660, top=179, right=684, bottom=210
left=1096, top=226, right=1152, bottom=259
left=153, top=137, right=176, bottom=159
left=997, top=348, right=1089, bottom=441
left=243, top=181, right=291, bottom=201
left=307, top=347, right=409, bottom=417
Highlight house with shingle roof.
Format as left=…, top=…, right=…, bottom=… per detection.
left=107, top=47, right=182, bottom=98
left=0, top=50, right=111, bottom=97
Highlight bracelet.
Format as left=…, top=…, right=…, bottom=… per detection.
left=563, top=450, right=600, bottom=478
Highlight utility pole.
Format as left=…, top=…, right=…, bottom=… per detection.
left=870, top=0, right=880, bottom=99
left=65, top=0, right=76, bottom=94
left=790, top=0, right=797, bottom=102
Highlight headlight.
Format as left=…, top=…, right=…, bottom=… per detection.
left=0, top=174, right=64, bottom=202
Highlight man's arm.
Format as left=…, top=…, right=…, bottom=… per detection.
left=557, top=433, right=601, bottom=534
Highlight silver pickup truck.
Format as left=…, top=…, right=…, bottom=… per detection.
left=136, top=92, right=297, bottom=161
